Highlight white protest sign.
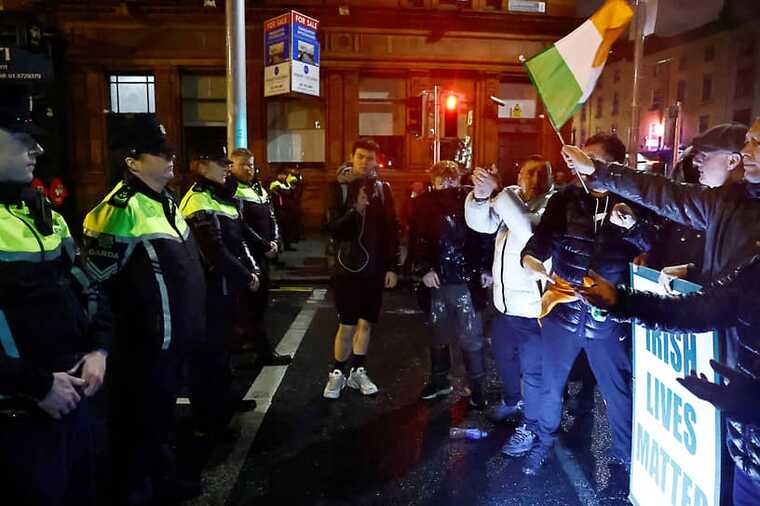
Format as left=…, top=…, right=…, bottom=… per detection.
left=629, top=265, right=721, bottom=506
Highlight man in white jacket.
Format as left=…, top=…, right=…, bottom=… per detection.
left=465, top=156, right=554, bottom=456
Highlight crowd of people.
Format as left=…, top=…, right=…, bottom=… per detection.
left=321, top=121, right=760, bottom=505
left=2, top=77, right=760, bottom=506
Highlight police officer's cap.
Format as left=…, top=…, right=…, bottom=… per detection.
left=0, top=86, right=42, bottom=136
left=692, top=123, right=747, bottom=154
left=190, top=140, right=232, bottom=165
left=109, top=113, right=173, bottom=157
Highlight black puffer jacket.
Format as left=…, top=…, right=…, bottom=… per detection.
left=589, top=161, right=760, bottom=282
left=522, top=185, right=658, bottom=339
left=613, top=256, right=760, bottom=485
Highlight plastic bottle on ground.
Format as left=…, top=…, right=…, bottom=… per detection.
left=449, top=427, right=489, bottom=440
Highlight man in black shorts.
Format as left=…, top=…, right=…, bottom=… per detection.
left=324, top=139, right=400, bottom=399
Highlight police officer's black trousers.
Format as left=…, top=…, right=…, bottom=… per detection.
left=0, top=399, right=95, bottom=506
left=108, top=347, right=184, bottom=506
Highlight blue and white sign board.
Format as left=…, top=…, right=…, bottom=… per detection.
left=263, top=11, right=320, bottom=97
left=629, top=265, right=721, bottom=506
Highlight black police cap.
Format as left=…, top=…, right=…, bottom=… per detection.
left=108, top=113, right=173, bottom=156
left=189, top=140, right=231, bottom=164
left=692, top=123, right=747, bottom=154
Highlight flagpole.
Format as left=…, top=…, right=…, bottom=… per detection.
left=628, top=0, right=647, bottom=168
left=547, top=115, right=590, bottom=194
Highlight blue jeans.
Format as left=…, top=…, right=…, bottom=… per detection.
left=734, top=466, right=760, bottom=506
left=537, top=315, right=632, bottom=462
left=490, top=314, right=543, bottom=431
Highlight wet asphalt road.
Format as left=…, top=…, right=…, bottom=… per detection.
left=186, top=284, right=632, bottom=506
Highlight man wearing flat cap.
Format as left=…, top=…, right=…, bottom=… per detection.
left=0, top=89, right=112, bottom=505
left=82, top=114, right=207, bottom=505
left=563, top=121, right=757, bottom=282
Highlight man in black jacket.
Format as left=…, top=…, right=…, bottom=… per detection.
left=409, top=161, right=492, bottom=407
left=0, top=98, right=111, bottom=505
left=562, top=121, right=756, bottom=285
left=578, top=258, right=760, bottom=506
left=521, top=134, right=659, bottom=475
left=323, top=139, right=400, bottom=399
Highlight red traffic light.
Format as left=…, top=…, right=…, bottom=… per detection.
left=445, top=93, right=458, bottom=111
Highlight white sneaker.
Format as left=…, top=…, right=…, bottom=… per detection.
left=323, top=369, right=347, bottom=399
left=347, top=367, right=379, bottom=395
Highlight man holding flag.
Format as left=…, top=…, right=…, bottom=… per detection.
left=515, top=0, right=638, bottom=479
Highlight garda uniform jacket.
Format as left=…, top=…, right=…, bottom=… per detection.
left=180, top=179, right=261, bottom=296
left=235, top=180, right=280, bottom=246
left=612, top=256, right=760, bottom=486
left=522, top=185, right=659, bottom=339
left=82, top=173, right=206, bottom=354
left=0, top=184, right=111, bottom=402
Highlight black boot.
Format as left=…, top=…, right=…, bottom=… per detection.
left=420, top=346, right=453, bottom=400
left=462, top=348, right=487, bottom=410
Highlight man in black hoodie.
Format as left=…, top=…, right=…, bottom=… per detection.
left=323, top=139, right=400, bottom=399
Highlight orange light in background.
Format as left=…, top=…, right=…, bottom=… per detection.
left=445, top=93, right=458, bottom=111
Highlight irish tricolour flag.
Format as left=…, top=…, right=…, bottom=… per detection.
left=524, top=0, right=633, bottom=128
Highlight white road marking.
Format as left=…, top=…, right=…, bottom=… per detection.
left=186, top=287, right=325, bottom=506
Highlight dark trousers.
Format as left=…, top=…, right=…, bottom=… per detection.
left=538, top=315, right=632, bottom=462
left=190, top=293, right=236, bottom=432
left=0, top=399, right=95, bottom=506
left=490, top=313, right=543, bottom=430
left=241, top=259, right=275, bottom=356
left=109, top=348, right=184, bottom=506
left=429, top=284, right=484, bottom=352
left=429, top=284, right=485, bottom=381
left=734, top=466, right=760, bottom=506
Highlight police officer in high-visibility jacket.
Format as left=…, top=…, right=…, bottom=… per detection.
left=0, top=97, right=112, bottom=505
left=177, top=143, right=262, bottom=480
left=82, top=114, right=206, bottom=505
left=229, top=148, right=291, bottom=366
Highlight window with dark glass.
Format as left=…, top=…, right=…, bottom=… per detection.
left=676, top=80, right=686, bottom=103
left=438, top=0, right=472, bottom=8
left=704, top=45, right=715, bottom=62
left=702, top=75, right=712, bottom=102
left=699, top=115, right=710, bottom=133
left=735, top=64, right=755, bottom=98
left=651, top=88, right=664, bottom=111
left=595, top=96, right=603, bottom=118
